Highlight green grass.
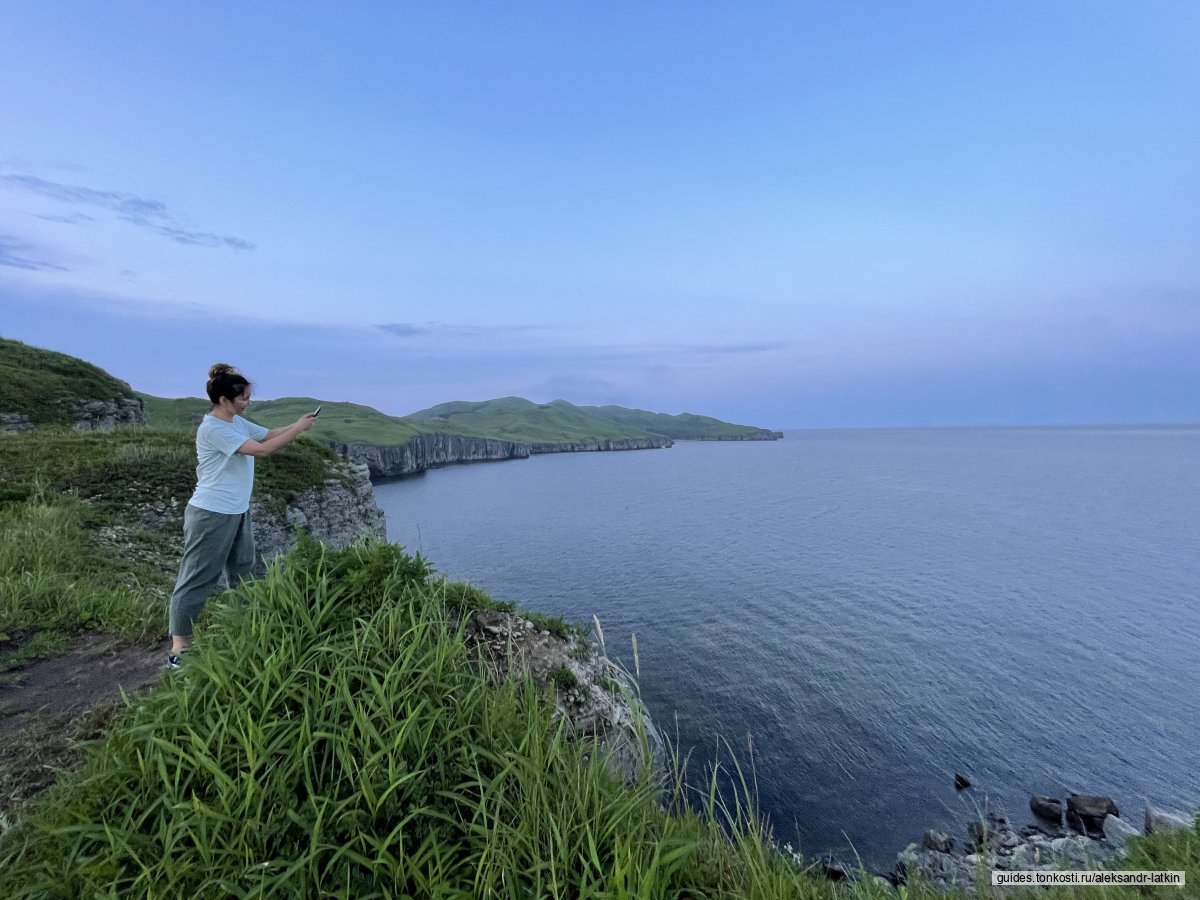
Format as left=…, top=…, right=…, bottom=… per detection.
left=0, top=337, right=137, bottom=427
left=526, top=611, right=584, bottom=640
left=550, top=666, right=579, bottom=691
left=0, top=427, right=343, bottom=522
left=0, top=495, right=164, bottom=642
left=132, top=392, right=210, bottom=430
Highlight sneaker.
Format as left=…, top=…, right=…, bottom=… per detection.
left=165, top=654, right=183, bottom=670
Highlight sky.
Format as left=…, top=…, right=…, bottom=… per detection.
left=2, top=2, right=1198, bottom=428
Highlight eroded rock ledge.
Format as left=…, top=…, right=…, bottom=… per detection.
left=463, top=609, right=666, bottom=786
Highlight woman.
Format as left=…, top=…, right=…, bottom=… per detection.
left=166, top=363, right=317, bottom=668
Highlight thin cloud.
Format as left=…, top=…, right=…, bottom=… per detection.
left=0, top=172, right=254, bottom=252
left=2, top=173, right=168, bottom=218
left=692, top=341, right=786, bottom=354
left=0, top=235, right=68, bottom=272
left=377, top=322, right=428, bottom=337
left=30, top=211, right=95, bottom=225
left=118, top=215, right=256, bottom=251
left=375, top=321, right=551, bottom=339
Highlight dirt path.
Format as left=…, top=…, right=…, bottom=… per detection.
left=0, top=633, right=164, bottom=816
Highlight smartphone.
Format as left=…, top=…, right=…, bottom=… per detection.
left=313, top=405, right=322, bottom=416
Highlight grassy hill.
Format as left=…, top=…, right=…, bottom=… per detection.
left=407, top=396, right=661, bottom=444
left=140, top=393, right=664, bottom=446
left=0, top=338, right=137, bottom=426
left=569, top=402, right=782, bottom=440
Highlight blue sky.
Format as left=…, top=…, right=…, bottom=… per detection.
left=2, top=2, right=1198, bottom=427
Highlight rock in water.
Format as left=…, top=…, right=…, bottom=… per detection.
left=954, top=772, right=971, bottom=790
left=922, top=830, right=953, bottom=853
left=1066, top=793, right=1118, bottom=836
left=1030, top=795, right=1064, bottom=826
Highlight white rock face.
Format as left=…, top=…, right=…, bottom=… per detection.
left=1145, top=803, right=1194, bottom=835
left=1103, top=814, right=1139, bottom=848
left=251, top=461, right=386, bottom=568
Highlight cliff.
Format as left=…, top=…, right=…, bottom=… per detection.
left=526, top=436, right=673, bottom=454
left=331, top=432, right=673, bottom=479
left=329, top=433, right=530, bottom=479
left=687, top=429, right=784, bottom=441
left=250, top=460, right=386, bottom=568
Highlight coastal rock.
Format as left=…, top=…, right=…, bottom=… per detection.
left=894, top=808, right=1126, bottom=895
left=1009, top=843, right=1047, bottom=870
left=1050, top=834, right=1111, bottom=868
left=1145, top=802, right=1194, bottom=835
left=967, top=820, right=988, bottom=850
left=330, top=435, right=529, bottom=479
left=463, top=609, right=665, bottom=786
left=818, top=854, right=849, bottom=881
left=692, top=430, right=784, bottom=441
left=251, top=460, right=386, bottom=569
left=1103, top=814, right=1140, bottom=848
left=1030, top=794, right=1064, bottom=825
left=1066, top=793, right=1118, bottom=836
left=923, top=830, right=953, bottom=853
left=526, top=437, right=673, bottom=454
left=954, top=772, right=971, bottom=790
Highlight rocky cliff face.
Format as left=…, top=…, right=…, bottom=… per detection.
left=331, top=433, right=673, bottom=479
left=526, top=437, right=673, bottom=454
left=251, top=461, right=387, bottom=569
left=69, top=398, right=148, bottom=431
left=692, top=429, right=784, bottom=441
left=330, top=434, right=529, bottom=479
left=115, top=457, right=387, bottom=579
left=0, top=397, right=148, bottom=433
left=464, top=610, right=666, bottom=787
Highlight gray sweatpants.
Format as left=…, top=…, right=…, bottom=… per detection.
left=168, top=504, right=256, bottom=636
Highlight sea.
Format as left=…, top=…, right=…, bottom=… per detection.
left=372, top=427, right=1200, bottom=870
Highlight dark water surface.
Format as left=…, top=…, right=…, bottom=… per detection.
left=373, top=427, right=1200, bottom=868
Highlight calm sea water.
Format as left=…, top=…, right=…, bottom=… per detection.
left=373, top=428, right=1200, bottom=869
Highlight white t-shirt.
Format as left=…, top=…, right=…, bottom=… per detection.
left=188, top=414, right=270, bottom=514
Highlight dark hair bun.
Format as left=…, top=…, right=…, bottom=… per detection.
left=208, top=363, right=239, bottom=380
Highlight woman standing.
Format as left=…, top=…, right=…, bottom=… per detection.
left=166, top=363, right=316, bottom=668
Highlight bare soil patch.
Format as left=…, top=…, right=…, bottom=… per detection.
left=0, top=633, right=164, bottom=815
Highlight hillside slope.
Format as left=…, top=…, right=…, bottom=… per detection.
left=0, top=338, right=144, bottom=429
left=405, top=396, right=660, bottom=443
left=571, top=402, right=783, bottom=440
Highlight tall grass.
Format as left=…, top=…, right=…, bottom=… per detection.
left=0, top=494, right=160, bottom=639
